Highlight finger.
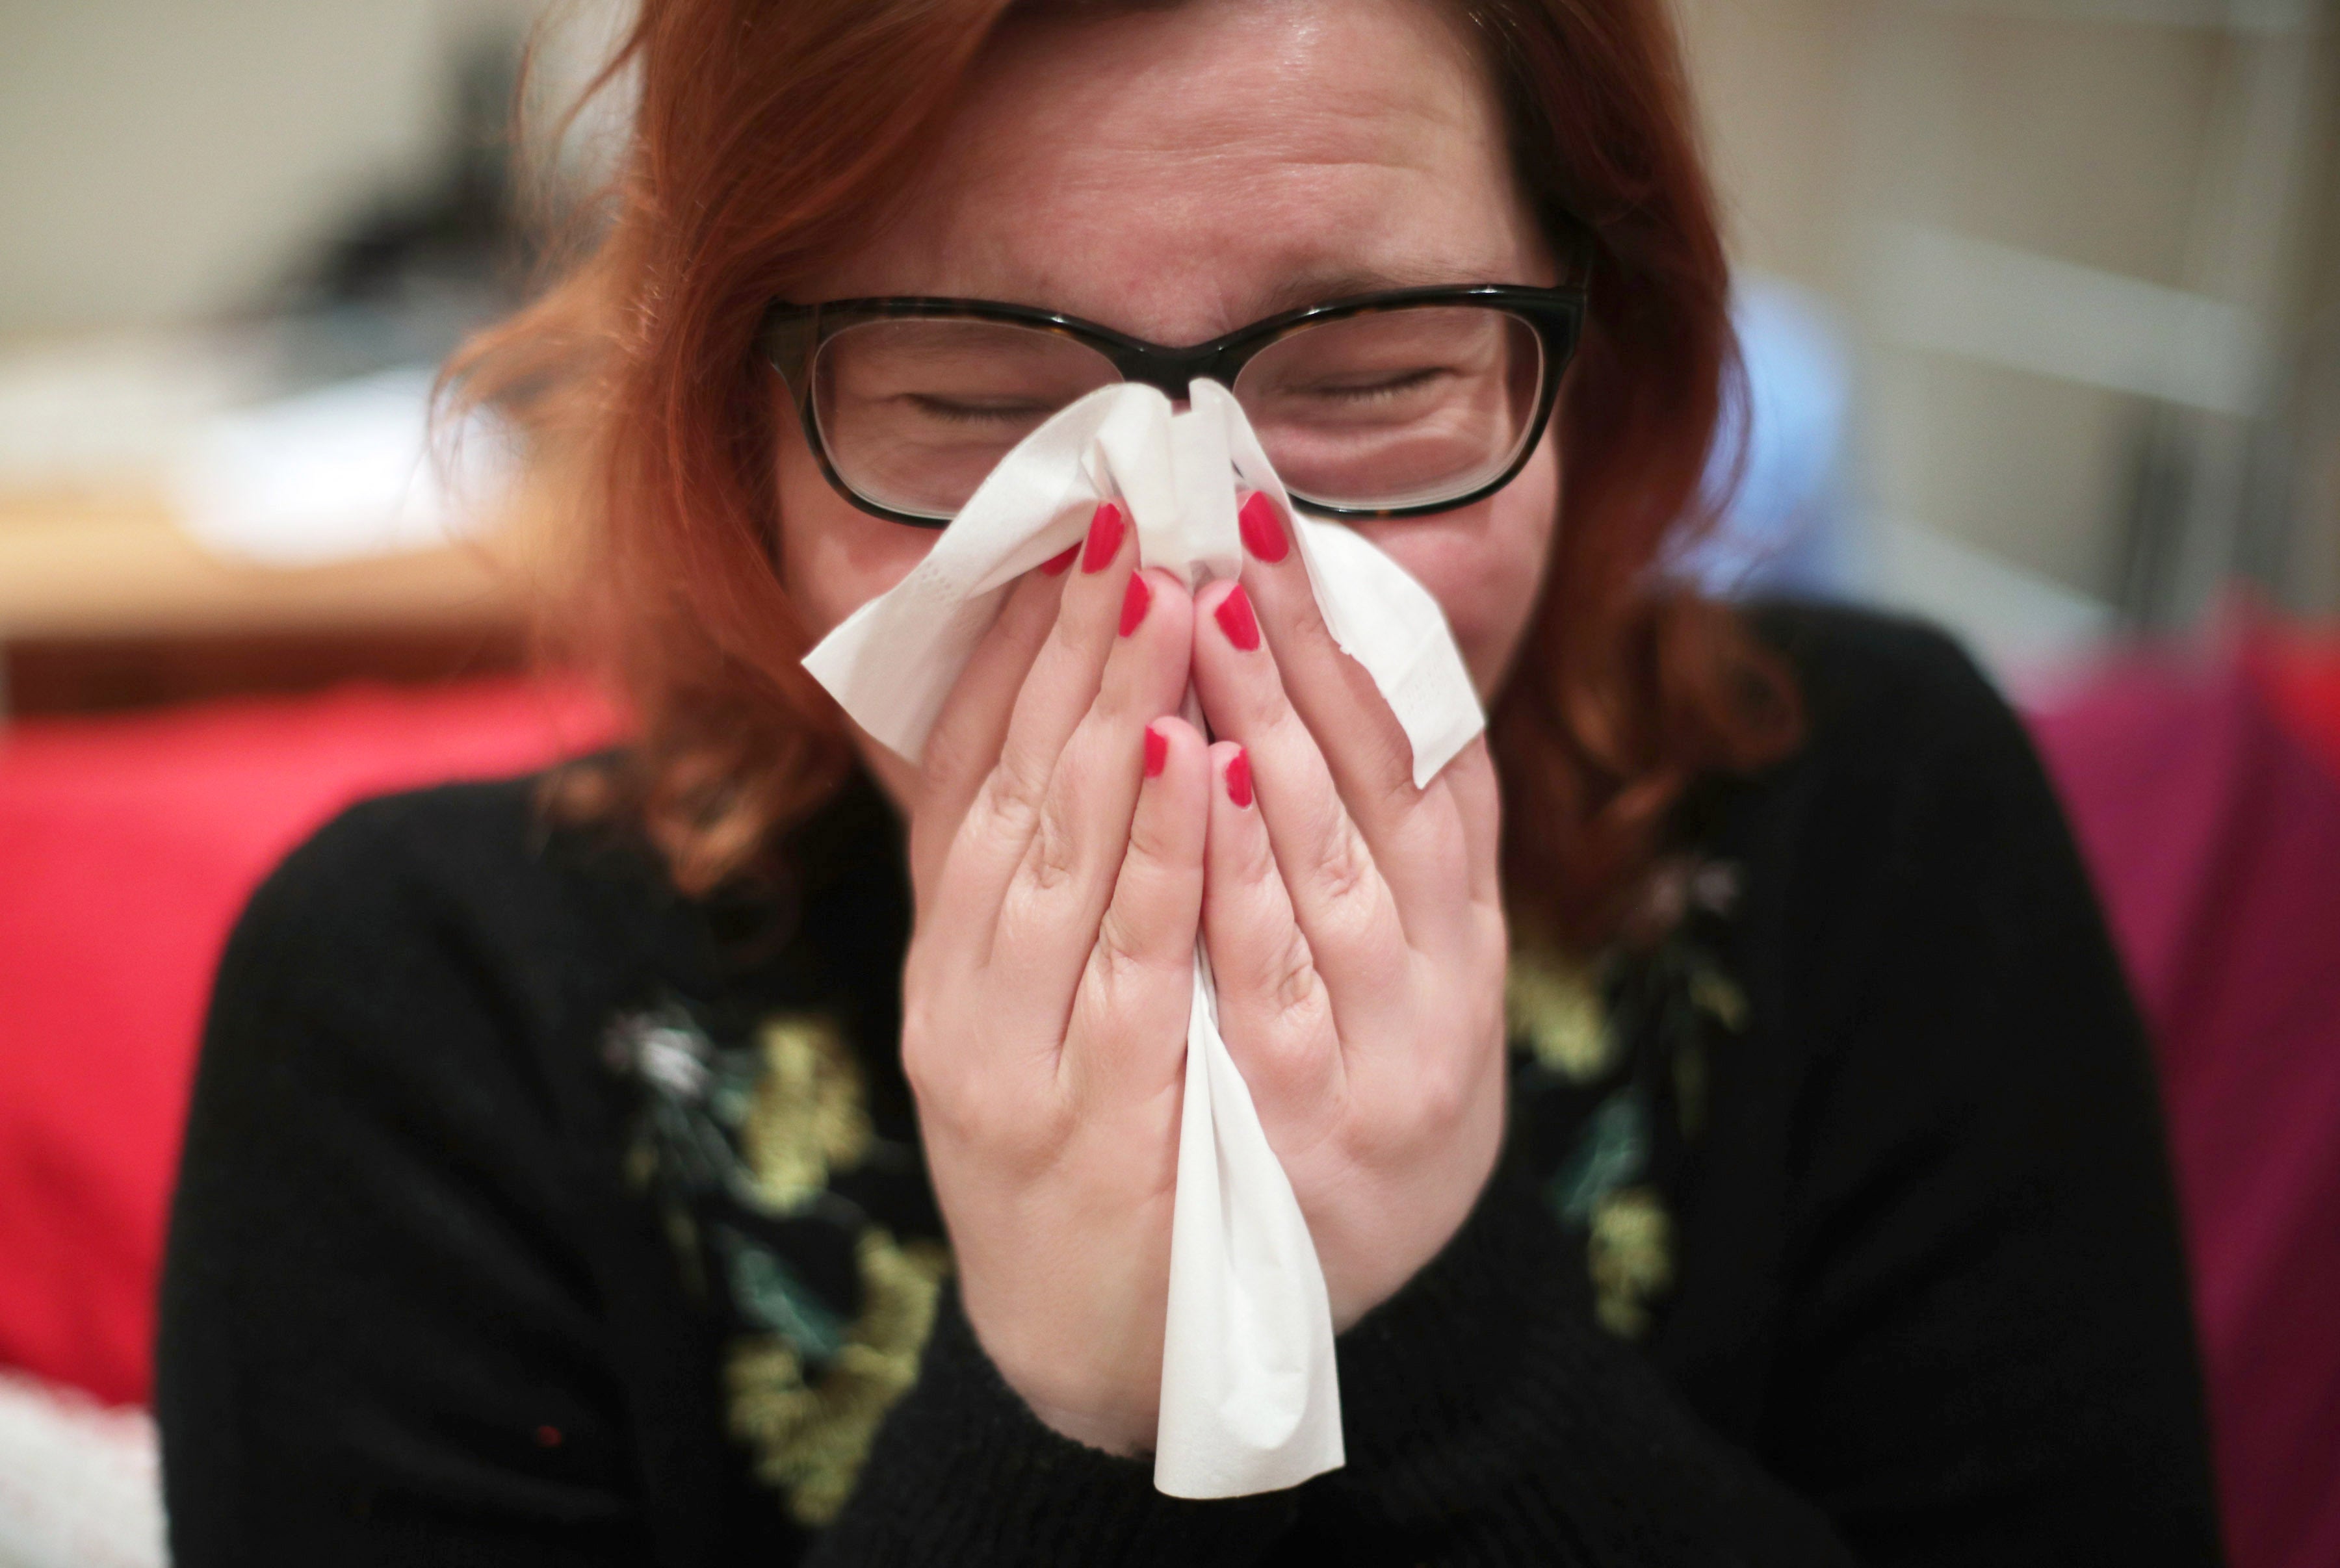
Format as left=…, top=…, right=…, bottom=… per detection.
left=1192, top=561, right=1486, bottom=968
left=1201, top=741, right=1342, bottom=1142
left=912, top=561, right=1070, bottom=893
left=1063, top=717, right=1208, bottom=1107
left=946, top=500, right=1134, bottom=907
left=996, top=563, right=1194, bottom=970
left=1230, top=493, right=1418, bottom=834
left=1446, top=734, right=1503, bottom=910
left=1206, top=496, right=1478, bottom=928
left=1186, top=577, right=1414, bottom=996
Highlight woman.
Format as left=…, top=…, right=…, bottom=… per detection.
left=157, top=0, right=2224, bottom=1562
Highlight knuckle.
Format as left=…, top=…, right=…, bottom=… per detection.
left=1121, top=806, right=1167, bottom=872
left=1259, top=689, right=1310, bottom=751
left=899, top=1027, right=946, bottom=1107
left=902, top=1041, right=983, bottom=1140
left=1351, top=1090, right=1418, bottom=1157
left=1410, top=1053, right=1472, bottom=1130
left=1365, top=1046, right=1478, bottom=1155
left=1282, top=584, right=1332, bottom=646
left=900, top=1005, right=966, bottom=1095
left=1374, top=760, right=1426, bottom=817
left=1252, top=1018, right=1329, bottom=1096
left=1091, top=906, right=1165, bottom=996
left=1387, top=808, right=1464, bottom=892
left=976, top=761, right=1045, bottom=842
left=1023, top=789, right=1082, bottom=892
left=1263, top=924, right=1323, bottom=1025
left=1314, top=819, right=1379, bottom=916
left=951, top=1079, right=1026, bottom=1155
left=926, top=1059, right=1063, bottom=1166
left=901, top=993, right=1072, bottom=1165
left=1129, top=757, right=1189, bottom=849
left=991, top=877, right=1048, bottom=951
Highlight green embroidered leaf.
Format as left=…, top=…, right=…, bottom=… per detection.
left=1546, top=1090, right=1650, bottom=1227
left=716, top=1227, right=847, bottom=1361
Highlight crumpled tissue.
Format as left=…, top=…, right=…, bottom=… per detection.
left=801, top=379, right=1484, bottom=1497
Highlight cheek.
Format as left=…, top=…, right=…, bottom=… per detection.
left=775, top=407, right=939, bottom=640
left=1353, top=432, right=1560, bottom=699
left=777, top=412, right=939, bottom=812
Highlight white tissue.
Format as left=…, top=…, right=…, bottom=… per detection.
left=801, top=379, right=1484, bottom=1497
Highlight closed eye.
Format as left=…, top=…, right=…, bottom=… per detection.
left=1291, top=366, right=1453, bottom=403
left=900, top=393, right=1060, bottom=425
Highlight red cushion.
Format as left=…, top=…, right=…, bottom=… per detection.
left=2250, top=619, right=2340, bottom=782
left=2027, top=626, right=2340, bottom=1568
left=0, top=678, right=619, bottom=1407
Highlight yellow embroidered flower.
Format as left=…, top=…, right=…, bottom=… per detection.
left=740, top=1015, right=873, bottom=1214
left=1689, top=966, right=1749, bottom=1034
left=1507, top=949, right=1611, bottom=1081
left=1587, top=1186, right=1674, bottom=1341
left=727, top=1228, right=950, bottom=1526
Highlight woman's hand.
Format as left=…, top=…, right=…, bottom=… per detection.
left=1188, top=495, right=1511, bottom=1332
left=898, top=491, right=1507, bottom=1453
left=898, top=504, right=1206, bottom=1456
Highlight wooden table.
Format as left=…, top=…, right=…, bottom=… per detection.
left=0, top=489, right=536, bottom=715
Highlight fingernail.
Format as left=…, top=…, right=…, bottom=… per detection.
left=1080, top=501, right=1125, bottom=574
left=1238, top=492, right=1289, bottom=563
left=1225, top=748, right=1253, bottom=808
left=1039, top=543, right=1080, bottom=576
left=1119, top=570, right=1152, bottom=636
left=1214, top=582, right=1260, bottom=651
left=1143, top=723, right=1168, bottom=778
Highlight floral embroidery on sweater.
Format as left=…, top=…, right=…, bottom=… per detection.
left=726, top=1227, right=946, bottom=1525
left=1506, top=854, right=1749, bottom=1342
left=606, top=1005, right=946, bottom=1526
left=604, top=845, right=1754, bottom=1515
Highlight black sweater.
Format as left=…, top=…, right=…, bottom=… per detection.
left=156, top=606, right=2224, bottom=1565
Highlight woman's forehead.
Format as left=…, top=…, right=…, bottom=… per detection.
left=812, top=0, right=1550, bottom=339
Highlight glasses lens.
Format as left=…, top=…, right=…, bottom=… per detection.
left=812, top=318, right=1121, bottom=519
left=1232, top=305, right=1546, bottom=512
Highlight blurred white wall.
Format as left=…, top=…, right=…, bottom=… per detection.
left=0, top=0, right=544, bottom=338
left=1676, top=0, right=2340, bottom=626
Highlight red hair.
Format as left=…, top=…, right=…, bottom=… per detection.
left=450, top=0, right=1799, bottom=943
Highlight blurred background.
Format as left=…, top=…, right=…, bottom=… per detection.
left=0, top=2, right=2335, bottom=1565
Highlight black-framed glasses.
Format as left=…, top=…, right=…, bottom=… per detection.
left=759, top=283, right=1588, bottom=528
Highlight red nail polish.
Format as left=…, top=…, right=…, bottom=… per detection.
left=1081, top=501, right=1125, bottom=574
left=1119, top=571, right=1151, bottom=636
left=1238, top=492, right=1289, bottom=563
left=1143, top=724, right=1168, bottom=778
left=1225, top=749, right=1253, bottom=808
left=1214, top=582, right=1260, bottom=651
left=1040, top=543, right=1079, bottom=576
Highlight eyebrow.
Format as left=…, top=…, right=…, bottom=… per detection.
left=1245, top=263, right=1490, bottom=320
